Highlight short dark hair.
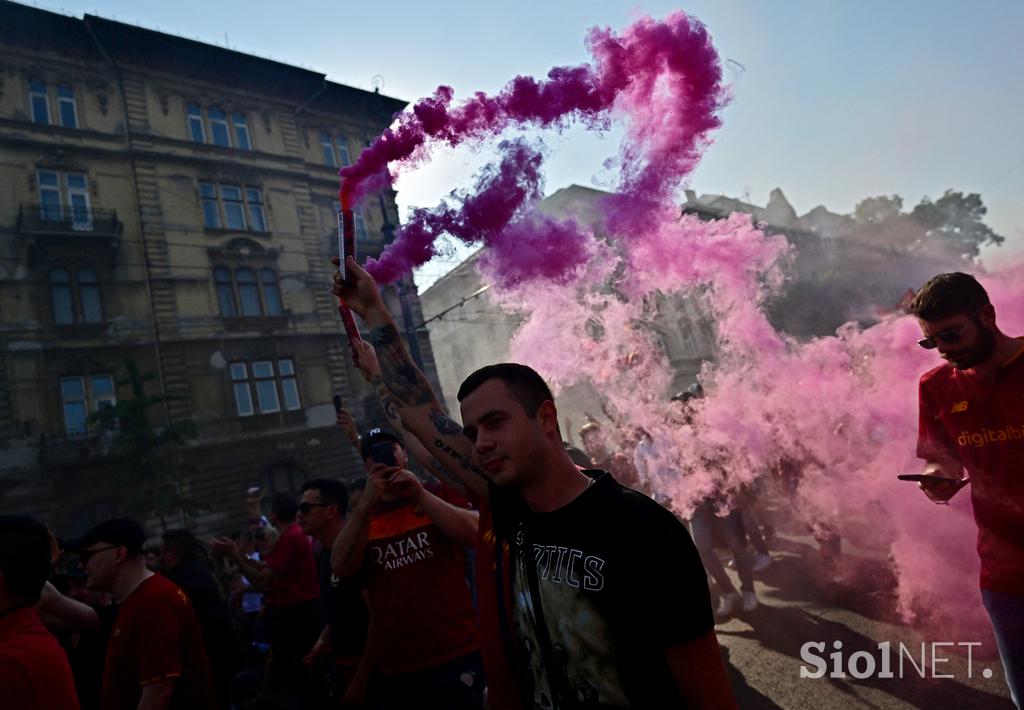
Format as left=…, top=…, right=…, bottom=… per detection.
left=909, top=273, right=990, bottom=322
left=302, top=478, right=349, bottom=512
left=270, top=493, right=298, bottom=523
left=161, top=529, right=200, bottom=561
left=0, top=515, right=52, bottom=604
left=457, top=363, right=555, bottom=417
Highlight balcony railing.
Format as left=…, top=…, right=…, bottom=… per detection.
left=18, top=203, right=123, bottom=266
left=17, top=203, right=123, bottom=237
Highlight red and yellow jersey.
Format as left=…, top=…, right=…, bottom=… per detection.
left=917, top=338, right=1024, bottom=594
left=364, top=498, right=479, bottom=675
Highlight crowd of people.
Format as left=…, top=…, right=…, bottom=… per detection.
left=0, top=270, right=1019, bottom=709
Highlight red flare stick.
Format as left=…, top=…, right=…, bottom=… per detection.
left=337, top=199, right=362, bottom=360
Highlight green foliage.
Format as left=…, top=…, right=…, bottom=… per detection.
left=911, top=189, right=1005, bottom=260
left=88, top=357, right=200, bottom=529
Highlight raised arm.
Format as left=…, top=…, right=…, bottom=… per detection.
left=331, top=257, right=489, bottom=501
left=331, top=467, right=385, bottom=578
left=351, top=340, right=470, bottom=498
left=386, top=469, right=479, bottom=547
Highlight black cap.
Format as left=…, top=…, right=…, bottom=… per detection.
left=64, top=518, right=146, bottom=555
left=359, top=426, right=403, bottom=459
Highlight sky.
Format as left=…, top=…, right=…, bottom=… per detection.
left=35, top=0, right=1024, bottom=286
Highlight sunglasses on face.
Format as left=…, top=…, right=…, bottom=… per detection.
left=79, top=544, right=120, bottom=563
left=297, top=502, right=333, bottom=514
left=917, top=309, right=982, bottom=350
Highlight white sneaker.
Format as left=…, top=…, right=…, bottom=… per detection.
left=741, top=590, right=759, bottom=613
left=753, top=554, right=772, bottom=572
left=716, top=592, right=740, bottom=618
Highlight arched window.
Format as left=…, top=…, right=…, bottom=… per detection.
left=214, top=266, right=237, bottom=316
left=50, top=267, right=73, bottom=324
left=78, top=268, right=103, bottom=323
left=235, top=268, right=261, bottom=316
left=260, top=268, right=282, bottom=316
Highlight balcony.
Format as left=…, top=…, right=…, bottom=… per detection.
left=18, top=203, right=123, bottom=266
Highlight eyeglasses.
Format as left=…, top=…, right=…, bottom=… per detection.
left=297, top=502, right=333, bottom=514
left=917, top=309, right=982, bottom=350
left=79, top=545, right=120, bottom=563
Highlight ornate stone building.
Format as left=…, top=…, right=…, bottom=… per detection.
left=0, top=1, right=440, bottom=536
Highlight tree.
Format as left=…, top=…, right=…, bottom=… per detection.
left=910, top=189, right=1005, bottom=261
left=89, top=357, right=200, bottom=529
left=853, top=194, right=903, bottom=225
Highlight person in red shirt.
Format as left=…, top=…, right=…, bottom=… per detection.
left=332, top=427, right=483, bottom=710
left=0, top=515, right=81, bottom=710
left=212, top=494, right=321, bottom=705
left=910, top=272, right=1024, bottom=707
left=65, top=518, right=216, bottom=710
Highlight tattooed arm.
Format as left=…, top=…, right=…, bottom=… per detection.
left=352, top=340, right=470, bottom=499
left=332, top=257, right=489, bottom=501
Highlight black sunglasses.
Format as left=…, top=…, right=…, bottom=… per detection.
left=79, top=544, right=120, bottom=563
left=917, top=309, right=982, bottom=350
left=297, top=502, right=333, bottom=514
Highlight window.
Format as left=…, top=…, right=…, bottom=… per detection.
left=36, top=170, right=91, bottom=228
left=187, top=103, right=206, bottom=143
left=187, top=103, right=252, bottom=149
left=355, top=213, right=368, bottom=240
left=221, top=185, right=246, bottom=230
left=260, top=268, right=282, bottom=315
left=214, top=267, right=236, bottom=316
left=50, top=268, right=74, bottom=324
left=38, top=170, right=62, bottom=220
left=320, top=132, right=336, bottom=168
left=232, top=112, right=251, bottom=150
left=78, top=268, right=103, bottom=323
left=252, top=361, right=280, bottom=413
left=57, top=85, right=78, bottom=128
left=246, top=188, right=266, bottom=232
left=320, top=133, right=351, bottom=167
left=200, top=183, right=220, bottom=228
left=235, top=268, right=261, bottom=316
left=229, top=359, right=301, bottom=416
left=230, top=363, right=254, bottom=416
left=214, top=266, right=283, bottom=317
left=50, top=266, right=105, bottom=324
left=208, top=107, right=231, bottom=147
left=29, top=80, right=50, bottom=124
left=200, top=182, right=266, bottom=232
left=278, top=358, right=301, bottom=410
left=60, top=374, right=116, bottom=436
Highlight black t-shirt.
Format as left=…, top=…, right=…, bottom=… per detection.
left=490, top=470, right=714, bottom=709
left=316, top=546, right=369, bottom=658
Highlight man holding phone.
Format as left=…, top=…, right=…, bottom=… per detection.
left=910, top=272, right=1024, bottom=706
left=331, top=427, right=483, bottom=709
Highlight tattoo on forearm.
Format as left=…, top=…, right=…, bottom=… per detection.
left=368, top=325, right=434, bottom=407
left=429, top=409, right=464, bottom=436
left=434, top=438, right=488, bottom=481
left=371, top=376, right=400, bottom=422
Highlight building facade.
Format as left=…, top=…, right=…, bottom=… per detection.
left=0, top=2, right=441, bottom=536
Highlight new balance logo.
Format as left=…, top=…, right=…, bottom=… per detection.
left=951, top=401, right=968, bottom=413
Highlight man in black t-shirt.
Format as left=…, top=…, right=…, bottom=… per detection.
left=297, top=478, right=371, bottom=706
left=331, top=258, right=736, bottom=709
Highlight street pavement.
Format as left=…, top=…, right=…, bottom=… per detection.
left=710, top=529, right=1013, bottom=709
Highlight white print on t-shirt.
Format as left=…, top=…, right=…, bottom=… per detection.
left=370, top=530, right=436, bottom=571
left=532, top=544, right=606, bottom=591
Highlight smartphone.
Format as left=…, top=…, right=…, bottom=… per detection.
left=369, top=441, right=397, bottom=468
left=897, top=474, right=967, bottom=484
left=332, top=394, right=343, bottom=415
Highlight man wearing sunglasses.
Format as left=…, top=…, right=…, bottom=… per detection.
left=911, top=272, right=1024, bottom=707
left=66, top=518, right=217, bottom=710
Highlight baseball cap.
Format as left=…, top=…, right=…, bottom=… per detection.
left=359, top=426, right=403, bottom=459
left=64, top=518, right=146, bottom=555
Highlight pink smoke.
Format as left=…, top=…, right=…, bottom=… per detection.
left=340, top=11, right=724, bottom=285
